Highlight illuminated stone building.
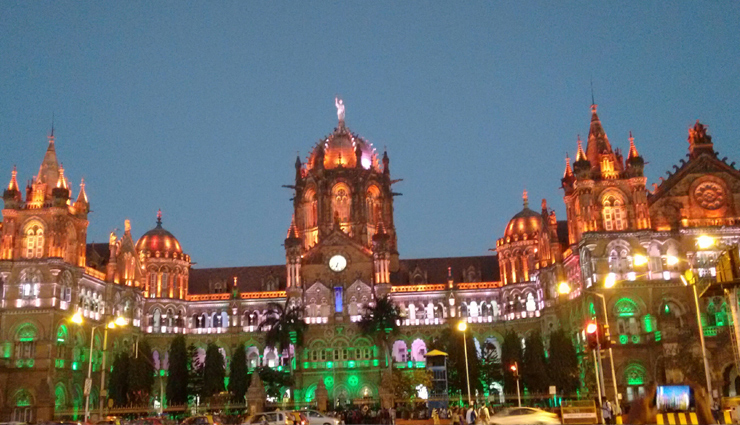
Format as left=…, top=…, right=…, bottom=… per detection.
left=1, top=102, right=740, bottom=421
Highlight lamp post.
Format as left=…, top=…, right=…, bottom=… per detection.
left=457, top=320, right=472, bottom=406
left=510, top=363, right=521, bottom=407
left=559, top=281, right=618, bottom=415
left=71, top=312, right=127, bottom=422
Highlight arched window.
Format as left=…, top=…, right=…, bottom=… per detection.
left=55, top=383, right=67, bottom=412
left=603, top=195, right=628, bottom=231
left=161, top=272, right=169, bottom=298
left=153, top=309, right=161, bottom=333
left=12, top=390, right=34, bottom=423
left=366, top=186, right=381, bottom=225
left=608, top=245, right=631, bottom=274
left=525, top=293, right=536, bottom=312
left=221, top=311, right=229, bottom=328
left=14, top=324, right=37, bottom=366
left=65, top=225, right=78, bottom=265
left=303, top=189, right=318, bottom=228
left=331, top=183, right=351, bottom=230
left=23, top=222, right=45, bottom=259
left=55, top=325, right=68, bottom=368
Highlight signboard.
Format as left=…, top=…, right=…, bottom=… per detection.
left=84, top=378, right=92, bottom=396
left=561, top=400, right=598, bottom=425
left=549, top=386, right=556, bottom=395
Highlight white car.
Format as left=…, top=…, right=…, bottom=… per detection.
left=489, top=407, right=560, bottom=425
left=298, top=410, right=340, bottom=425
left=243, top=411, right=296, bottom=425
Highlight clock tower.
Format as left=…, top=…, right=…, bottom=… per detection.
left=284, top=99, right=399, bottom=321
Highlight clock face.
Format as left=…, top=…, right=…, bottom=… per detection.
left=329, top=254, right=347, bottom=272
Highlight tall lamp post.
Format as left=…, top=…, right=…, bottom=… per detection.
left=457, top=321, right=472, bottom=406
left=71, top=312, right=127, bottom=422
left=559, top=281, right=619, bottom=414
left=510, top=363, right=521, bottom=407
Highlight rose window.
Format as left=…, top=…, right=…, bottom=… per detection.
left=693, top=182, right=725, bottom=210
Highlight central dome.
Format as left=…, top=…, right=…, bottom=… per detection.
left=136, top=210, right=183, bottom=255
left=307, top=125, right=380, bottom=171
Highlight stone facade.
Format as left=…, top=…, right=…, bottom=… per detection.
left=1, top=105, right=740, bottom=422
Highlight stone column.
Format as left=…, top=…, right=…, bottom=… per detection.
left=246, top=373, right=266, bottom=414
left=316, top=380, right=329, bottom=413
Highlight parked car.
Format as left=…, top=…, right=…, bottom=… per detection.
left=286, top=412, right=307, bottom=425
left=242, top=411, right=295, bottom=425
left=489, top=407, right=560, bottom=425
left=296, top=410, right=339, bottom=425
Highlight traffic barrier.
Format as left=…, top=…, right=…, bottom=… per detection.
left=615, top=410, right=733, bottom=424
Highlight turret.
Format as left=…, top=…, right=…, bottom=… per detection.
left=688, top=120, right=715, bottom=159
left=285, top=215, right=302, bottom=290
left=625, top=131, right=644, bottom=176
left=51, top=164, right=71, bottom=207
left=74, top=178, right=89, bottom=216
left=3, top=166, right=22, bottom=209
left=573, top=136, right=590, bottom=179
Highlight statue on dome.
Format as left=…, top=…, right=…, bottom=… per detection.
left=335, top=97, right=345, bottom=123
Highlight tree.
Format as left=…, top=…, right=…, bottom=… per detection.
left=166, top=335, right=189, bottom=405
left=547, top=329, right=580, bottom=396
left=358, top=294, right=401, bottom=372
left=202, top=342, right=225, bottom=398
left=429, top=325, right=483, bottom=397
left=501, top=330, right=523, bottom=395
left=479, top=339, right=503, bottom=395
left=128, top=339, right=155, bottom=405
left=258, top=302, right=308, bottom=375
left=671, top=327, right=706, bottom=384
left=391, top=369, right=433, bottom=401
left=187, top=343, right=204, bottom=401
left=251, top=366, right=293, bottom=400
left=228, top=344, right=249, bottom=402
left=108, top=352, right=130, bottom=406
left=522, top=330, right=549, bottom=394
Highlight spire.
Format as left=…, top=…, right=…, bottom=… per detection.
left=563, top=153, right=573, bottom=178
left=522, top=189, right=529, bottom=209
left=7, top=165, right=19, bottom=192
left=36, top=128, right=61, bottom=191
left=76, top=178, right=88, bottom=204
left=156, top=209, right=163, bottom=228
left=575, top=135, right=586, bottom=161
left=56, top=164, right=68, bottom=189
left=627, top=131, right=639, bottom=160
left=586, top=104, right=614, bottom=164
left=286, top=214, right=299, bottom=239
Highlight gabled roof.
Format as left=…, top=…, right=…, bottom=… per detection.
left=649, top=151, right=740, bottom=205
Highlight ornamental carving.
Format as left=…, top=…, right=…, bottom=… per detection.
left=693, top=181, right=725, bottom=210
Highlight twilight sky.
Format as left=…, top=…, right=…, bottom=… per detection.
left=1, top=2, right=739, bottom=268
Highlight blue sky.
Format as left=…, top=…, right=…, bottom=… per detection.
left=1, top=1, right=739, bottom=267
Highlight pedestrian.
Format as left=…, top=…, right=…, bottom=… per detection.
left=431, top=408, right=440, bottom=425
left=389, top=405, right=396, bottom=425
left=478, top=403, right=490, bottom=425
left=466, top=404, right=477, bottom=425
left=602, top=399, right=613, bottom=425
left=451, top=407, right=461, bottom=425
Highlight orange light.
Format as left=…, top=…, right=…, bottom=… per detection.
left=586, top=322, right=598, bottom=334
left=510, top=364, right=517, bottom=372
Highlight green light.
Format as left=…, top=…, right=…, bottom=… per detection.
left=303, top=362, right=310, bottom=369
left=415, top=362, right=425, bottom=368
left=72, top=362, right=79, bottom=371
left=326, top=361, right=333, bottom=369
left=643, top=314, right=654, bottom=333
left=224, top=377, right=229, bottom=387
left=407, top=360, right=413, bottom=368
left=372, top=359, right=379, bottom=367
left=348, top=360, right=356, bottom=368
left=160, top=369, right=165, bottom=376
left=55, top=359, right=64, bottom=368
left=19, top=337, right=34, bottom=342
left=324, top=376, right=334, bottom=387
left=57, top=338, right=65, bottom=342
left=619, top=335, right=628, bottom=344
left=631, top=335, right=640, bottom=344
left=277, top=366, right=283, bottom=371
left=654, top=331, right=661, bottom=342
left=615, top=298, right=638, bottom=317
left=348, top=375, right=359, bottom=386
left=664, top=304, right=670, bottom=314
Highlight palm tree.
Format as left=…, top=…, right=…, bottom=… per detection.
left=258, top=302, right=308, bottom=376
left=358, top=294, right=401, bottom=373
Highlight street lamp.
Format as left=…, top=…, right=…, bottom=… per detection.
left=510, top=363, right=521, bottom=407
left=457, top=320, right=472, bottom=406
left=559, top=280, right=618, bottom=416
left=70, top=312, right=127, bottom=422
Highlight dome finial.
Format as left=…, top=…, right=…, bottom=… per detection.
left=156, top=209, right=162, bottom=227
left=335, top=96, right=345, bottom=126
left=522, top=189, right=529, bottom=209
